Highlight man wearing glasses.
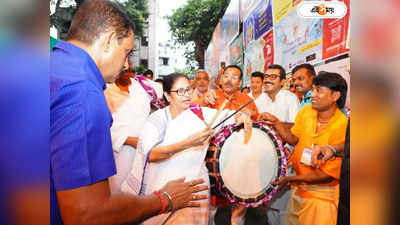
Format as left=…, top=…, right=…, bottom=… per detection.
left=257, top=64, right=300, bottom=225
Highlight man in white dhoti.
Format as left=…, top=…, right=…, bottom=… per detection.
left=258, top=64, right=300, bottom=225
left=104, top=67, right=163, bottom=193
left=128, top=73, right=252, bottom=225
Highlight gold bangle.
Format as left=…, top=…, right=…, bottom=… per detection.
left=327, top=145, right=337, bottom=156
left=161, top=191, right=173, bottom=213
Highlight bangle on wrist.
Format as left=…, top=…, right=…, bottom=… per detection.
left=153, top=190, right=166, bottom=214
left=327, top=145, right=337, bottom=156
left=161, top=190, right=173, bottom=212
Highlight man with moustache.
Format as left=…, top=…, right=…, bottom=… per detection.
left=50, top=1, right=208, bottom=225
left=291, top=63, right=317, bottom=109
left=204, top=65, right=259, bottom=225
left=257, top=64, right=300, bottom=225
left=258, top=64, right=300, bottom=127
left=205, top=65, right=259, bottom=121
left=191, top=69, right=210, bottom=106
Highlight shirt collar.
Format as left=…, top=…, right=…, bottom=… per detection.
left=54, top=40, right=106, bottom=90
left=302, top=90, right=312, bottom=103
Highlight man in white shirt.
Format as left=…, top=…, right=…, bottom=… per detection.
left=258, top=64, right=300, bottom=225
left=258, top=64, right=300, bottom=126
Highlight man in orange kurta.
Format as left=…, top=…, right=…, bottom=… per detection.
left=191, top=70, right=210, bottom=106
left=204, top=65, right=259, bottom=225
left=260, top=71, right=348, bottom=225
left=205, top=65, right=259, bottom=121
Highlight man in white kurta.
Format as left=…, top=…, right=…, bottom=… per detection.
left=104, top=73, right=163, bottom=193
left=259, top=64, right=300, bottom=225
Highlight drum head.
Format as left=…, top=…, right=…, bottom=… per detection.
left=206, top=123, right=286, bottom=207
left=219, top=127, right=278, bottom=199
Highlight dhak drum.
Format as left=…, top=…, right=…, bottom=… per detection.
left=205, top=123, right=287, bottom=207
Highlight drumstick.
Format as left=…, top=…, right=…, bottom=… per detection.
left=211, top=99, right=254, bottom=130
left=206, top=99, right=229, bottom=129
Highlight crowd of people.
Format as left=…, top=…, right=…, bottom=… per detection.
left=50, top=1, right=349, bottom=225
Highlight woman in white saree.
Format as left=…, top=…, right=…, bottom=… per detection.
left=131, top=73, right=251, bottom=225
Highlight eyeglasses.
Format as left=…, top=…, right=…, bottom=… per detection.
left=170, top=87, right=194, bottom=96
left=264, top=73, right=280, bottom=80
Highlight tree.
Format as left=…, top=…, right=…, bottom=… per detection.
left=167, top=0, right=230, bottom=69
left=50, top=0, right=149, bottom=39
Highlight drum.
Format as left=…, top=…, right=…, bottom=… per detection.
left=205, top=122, right=287, bottom=207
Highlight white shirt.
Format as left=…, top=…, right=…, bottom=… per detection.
left=248, top=92, right=269, bottom=112
left=257, top=89, right=300, bottom=123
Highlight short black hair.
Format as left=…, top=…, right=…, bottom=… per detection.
left=266, top=64, right=286, bottom=80
left=313, top=71, right=348, bottom=108
left=143, top=69, right=154, bottom=78
left=291, top=63, right=316, bottom=77
left=224, top=65, right=243, bottom=80
left=67, top=0, right=134, bottom=45
left=251, top=71, right=264, bottom=81
left=241, top=86, right=250, bottom=92
left=155, top=78, right=163, bottom=83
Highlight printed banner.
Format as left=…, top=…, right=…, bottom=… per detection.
left=244, top=37, right=267, bottom=85
left=221, top=0, right=240, bottom=48
left=253, top=0, right=273, bottom=40
left=274, top=9, right=323, bottom=71
left=322, top=0, right=350, bottom=59
left=263, top=29, right=274, bottom=71
left=272, top=0, right=298, bottom=24
left=240, top=0, right=261, bottom=21
left=229, top=33, right=244, bottom=66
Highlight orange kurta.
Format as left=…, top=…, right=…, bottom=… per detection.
left=191, top=89, right=207, bottom=106
left=207, top=89, right=259, bottom=121
left=284, top=104, right=348, bottom=225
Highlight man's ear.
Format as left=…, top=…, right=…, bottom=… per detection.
left=101, top=31, right=117, bottom=53
left=332, top=90, right=341, bottom=102
left=280, top=78, right=286, bottom=87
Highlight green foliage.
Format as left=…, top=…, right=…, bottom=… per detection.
left=133, top=65, right=145, bottom=74
left=175, top=66, right=196, bottom=78
left=115, top=0, right=149, bottom=38
left=50, top=0, right=149, bottom=38
left=167, top=0, right=230, bottom=68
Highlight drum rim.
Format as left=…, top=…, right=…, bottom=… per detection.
left=206, top=122, right=287, bottom=207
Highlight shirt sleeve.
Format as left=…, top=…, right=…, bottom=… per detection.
left=51, top=84, right=116, bottom=191
left=138, top=110, right=166, bottom=156
left=249, top=101, right=259, bottom=121
left=320, top=158, right=342, bottom=180
left=109, top=117, right=129, bottom=152
left=290, top=107, right=305, bottom=138
left=320, top=115, right=348, bottom=180
left=288, top=93, right=300, bottom=123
